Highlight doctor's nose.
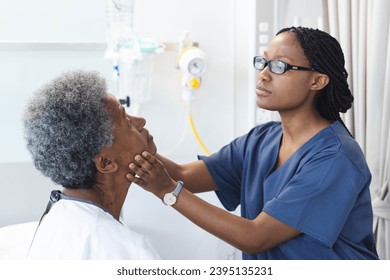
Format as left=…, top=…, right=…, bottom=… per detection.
left=257, top=67, right=271, bottom=83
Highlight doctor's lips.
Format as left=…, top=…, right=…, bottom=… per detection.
left=256, top=86, right=272, bottom=95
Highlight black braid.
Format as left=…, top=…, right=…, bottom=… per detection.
left=276, top=27, right=354, bottom=137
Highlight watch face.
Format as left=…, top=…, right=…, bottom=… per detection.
left=163, top=193, right=177, bottom=206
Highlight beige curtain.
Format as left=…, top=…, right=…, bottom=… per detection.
left=322, top=0, right=390, bottom=259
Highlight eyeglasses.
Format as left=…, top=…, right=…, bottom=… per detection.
left=253, top=56, right=316, bottom=75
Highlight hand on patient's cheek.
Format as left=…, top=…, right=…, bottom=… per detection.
left=128, top=151, right=173, bottom=194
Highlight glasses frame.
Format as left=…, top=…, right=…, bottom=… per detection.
left=253, top=56, right=316, bottom=75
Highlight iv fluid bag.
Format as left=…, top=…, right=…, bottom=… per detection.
left=119, top=54, right=153, bottom=105
left=106, top=0, right=154, bottom=106
left=106, top=0, right=136, bottom=52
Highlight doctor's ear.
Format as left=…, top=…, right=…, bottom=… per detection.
left=310, top=73, right=329, bottom=91
left=94, top=154, right=118, bottom=173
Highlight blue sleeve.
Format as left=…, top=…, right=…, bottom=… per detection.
left=199, top=122, right=280, bottom=212
left=199, top=137, right=246, bottom=211
left=263, top=151, right=369, bottom=247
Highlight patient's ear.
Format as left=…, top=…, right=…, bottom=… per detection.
left=94, top=153, right=118, bottom=174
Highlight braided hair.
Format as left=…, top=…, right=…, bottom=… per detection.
left=276, top=26, right=353, bottom=136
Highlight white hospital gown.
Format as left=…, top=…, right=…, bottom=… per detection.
left=27, top=199, right=160, bottom=259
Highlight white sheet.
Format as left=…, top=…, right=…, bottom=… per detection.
left=0, top=221, right=38, bottom=259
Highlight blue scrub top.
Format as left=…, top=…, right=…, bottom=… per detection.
left=200, top=121, right=378, bottom=259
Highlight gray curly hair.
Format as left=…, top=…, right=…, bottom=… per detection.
left=22, top=70, right=113, bottom=188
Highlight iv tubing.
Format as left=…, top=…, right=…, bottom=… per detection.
left=163, top=110, right=189, bottom=156
left=188, top=111, right=211, bottom=156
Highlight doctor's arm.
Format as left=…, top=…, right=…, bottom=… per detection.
left=128, top=151, right=301, bottom=255
left=155, top=153, right=218, bottom=193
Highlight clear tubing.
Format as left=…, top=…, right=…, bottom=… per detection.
left=163, top=102, right=211, bottom=157
left=163, top=106, right=189, bottom=156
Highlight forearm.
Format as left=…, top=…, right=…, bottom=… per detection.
left=156, top=153, right=183, bottom=181
left=129, top=151, right=300, bottom=254
left=171, top=188, right=265, bottom=255
left=156, top=153, right=217, bottom=193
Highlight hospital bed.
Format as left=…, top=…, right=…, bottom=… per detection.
left=0, top=221, right=38, bottom=259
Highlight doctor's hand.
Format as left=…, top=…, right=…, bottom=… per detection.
left=127, top=151, right=177, bottom=199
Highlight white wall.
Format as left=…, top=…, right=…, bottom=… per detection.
left=0, top=0, right=321, bottom=259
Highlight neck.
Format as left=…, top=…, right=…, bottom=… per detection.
left=278, top=109, right=331, bottom=145
left=63, top=180, right=130, bottom=221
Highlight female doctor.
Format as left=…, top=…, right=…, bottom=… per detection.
left=127, top=27, right=379, bottom=259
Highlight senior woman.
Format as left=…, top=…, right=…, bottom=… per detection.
left=22, top=70, right=159, bottom=259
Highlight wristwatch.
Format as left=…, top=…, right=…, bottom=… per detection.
left=162, top=181, right=184, bottom=206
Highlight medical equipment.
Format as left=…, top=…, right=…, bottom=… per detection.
left=177, top=36, right=210, bottom=156
left=178, top=47, right=207, bottom=101
left=105, top=1, right=210, bottom=154
left=105, top=0, right=163, bottom=110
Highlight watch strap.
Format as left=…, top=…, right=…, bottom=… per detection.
left=172, top=181, right=184, bottom=197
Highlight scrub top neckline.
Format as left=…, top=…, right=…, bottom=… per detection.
left=268, top=121, right=336, bottom=177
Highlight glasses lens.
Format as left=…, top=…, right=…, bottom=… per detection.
left=269, top=61, right=286, bottom=74
left=254, top=57, right=266, bottom=70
